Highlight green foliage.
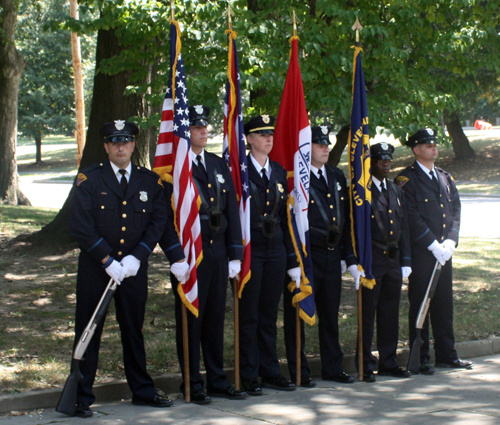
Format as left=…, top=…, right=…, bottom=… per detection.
left=16, top=0, right=96, bottom=142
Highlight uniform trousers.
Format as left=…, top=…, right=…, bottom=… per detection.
left=239, top=241, right=286, bottom=380
left=408, top=249, right=457, bottom=364
left=75, top=252, right=156, bottom=405
left=358, top=248, right=402, bottom=373
left=173, top=237, right=229, bottom=393
left=284, top=246, right=344, bottom=380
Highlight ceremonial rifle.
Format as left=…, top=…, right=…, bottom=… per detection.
left=407, top=261, right=442, bottom=374
left=56, top=278, right=119, bottom=416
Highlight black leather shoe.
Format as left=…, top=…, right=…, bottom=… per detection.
left=190, top=390, right=212, bottom=405
left=241, top=379, right=263, bottom=396
left=419, top=363, right=435, bottom=375
left=294, top=375, right=317, bottom=388
left=378, top=366, right=411, bottom=378
left=261, top=374, right=296, bottom=391
left=435, top=358, right=474, bottom=369
left=75, top=402, right=93, bottom=418
left=363, top=372, right=376, bottom=383
left=325, top=371, right=355, bottom=384
left=208, top=386, right=247, bottom=400
left=132, top=394, right=174, bottom=408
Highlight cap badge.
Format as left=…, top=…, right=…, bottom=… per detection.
left=139, top=191, right=148, bottom=202
left=381, top=142, right=389, bottom=150
left=277, top=183, right=284, bottom=193
left=114, top=120, right=125, bottom=131
left=194, top=105, right=204, bottom=114
left=321, top=126, right=329, bottom=135
left=426, top=128, right=434, bottom=136
left=216, top=174, right=225, bottom=184
left=262, top=114, right=270, bottom=124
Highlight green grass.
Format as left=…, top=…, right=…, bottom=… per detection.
left=0, top=205, right=58, bottom=236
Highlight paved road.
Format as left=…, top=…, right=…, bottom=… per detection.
left=2, top=354, right=500, bottom=424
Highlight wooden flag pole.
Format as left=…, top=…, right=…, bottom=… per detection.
left=181, top=303, right=191, bottom=403
left=233, top=278, right=240, bottom=390
left=352, top=16, right=364, bottom=382
left=295, top=302, right=301, bottom=387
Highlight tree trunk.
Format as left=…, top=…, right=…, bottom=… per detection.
left=328, top=125, right=350, bottom=167
left=444, top=110, right=475, bottom=160
left=0, top=0, right=30, bottom=205
left=36, top=28, right=149, bottom=245
left=35, top=135, right=43, bottom=164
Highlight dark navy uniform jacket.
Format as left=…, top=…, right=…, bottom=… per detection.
left=309, top=164, right=356, bottom=266
left=370, top=179, right=411, bottom=267
left=396, top=161, right=460, bottom=249
left=247, top=156, right=298, bottom=268
left=70, top=160, right=167, bottom=263
left=192, top=151, right=243, bottom=261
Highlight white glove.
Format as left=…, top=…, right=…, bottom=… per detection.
left=442, top=239, right=456, bottom=261
left=228, top=260, right=241, bottom=279
left=401, top=267, right=412, bottom=279
left=348, top=265, right=365, bottom=290
left=105, top=259, right=124, bottom=283
left=428, top=240, right=446, bottom=266
left=171, top=260, right=190, bottom=283
left=287, top=267, right=302, bottom=289
left=120, top=255, right=141, bottom=279
left=341, top=260, right=347, bottom=274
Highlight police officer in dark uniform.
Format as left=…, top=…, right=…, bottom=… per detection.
left=239, top=114, right=299, bottom=395
left=396, top=128, right=473, bottom=374
left=69, top=120, right=175, bottom=417
left=357, top=142, right=411, bottom=382
left=283, top=125, right=358, bottom=387
left=170, top=105, right=246, bottom=404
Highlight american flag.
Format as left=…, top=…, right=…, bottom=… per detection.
left=270, top=36, right=315, bottom=325
left=153, top=20, right=202, bottom=316
left=222, top=30, right=251, bottom=297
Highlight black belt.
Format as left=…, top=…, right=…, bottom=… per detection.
left=193, top=169, right=223, bottom=232
left=250, top=179, right=281, bottom=238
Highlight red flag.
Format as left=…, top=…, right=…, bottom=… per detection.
left=153, top=20, right=202, bottom=316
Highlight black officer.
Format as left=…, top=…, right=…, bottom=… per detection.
left=69, top=120, right=175, bottom=417
left=283, top=125, right=358, bottom=387
left=170, top=105, right=245, bottom=404
left=239, top=114, right=299, bottom=395
left=356, top=142, right=411, bottom=382
left=396, top=128, right=473, bottom=374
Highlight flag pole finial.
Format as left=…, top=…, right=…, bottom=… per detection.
left=292, top=10, right=297, bottom=37
left=228, top=3, right=233, bottom=30
left=352, top=17, right=363, bottom=44
left=170, top=0, right=175, bottom=20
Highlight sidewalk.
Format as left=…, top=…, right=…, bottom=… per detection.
left=2, top=338, right=500, bottom=423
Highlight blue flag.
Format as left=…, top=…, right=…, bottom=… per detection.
left=348, top=46, right=376, bottom=288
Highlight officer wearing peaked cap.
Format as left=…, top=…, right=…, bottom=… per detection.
left=396, top=128, right=473, bottom=374
left=284, top=124, right=358, bottom=387
left=356, top=142, right=411, bottom=382
left=170, top=104, right=245, bottom=404
left=239, top=114, right=299, bottom=394
left=69, top=120, right=178, bottom=417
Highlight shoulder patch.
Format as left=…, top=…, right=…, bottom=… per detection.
left=396, top=176, right=409, bottom=187
left=157, top=177, right=164, bottom=187
left=76, top=173, right=87, bottom=186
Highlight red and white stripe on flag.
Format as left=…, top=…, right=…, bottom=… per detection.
left=153, top=20, right=202, bottom=317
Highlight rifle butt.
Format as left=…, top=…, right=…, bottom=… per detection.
left=407, top=331, right=424, bottom=375
left=55, top=358, right=83, bottom=416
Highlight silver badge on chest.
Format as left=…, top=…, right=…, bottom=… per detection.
left=139, top=191, right=148, bottom=202
left=216, top=174, right=225, bottom=184
left=337, top=182, right=342, bottom=191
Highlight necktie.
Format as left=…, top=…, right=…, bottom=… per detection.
left=261, top=168, right=269, bottom=186
left=197, top=154, right=207, bottom=177
left=119, top=169, right=128, bottom=196
left=318, top=169, right=328, bottom=189
left=430, top=170, right=439, bottom=189
left=380, top=180, right=389, bottom=202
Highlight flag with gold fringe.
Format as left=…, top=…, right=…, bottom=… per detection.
left=270, top=35, right=315, bottom=325
left=348, top=43, right=376, bottom=288
left=153, top=20, right=202, bottom=316
left=222, top=29, right=251, bottom=298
